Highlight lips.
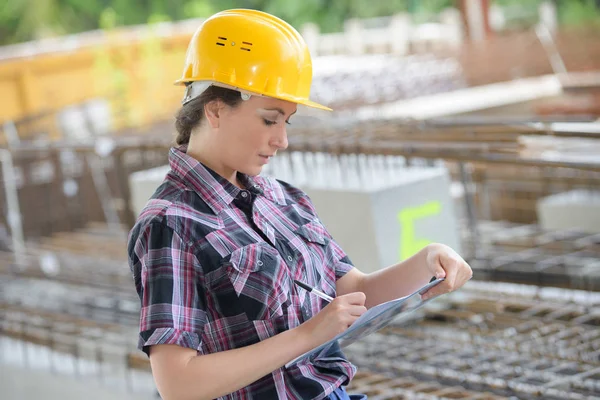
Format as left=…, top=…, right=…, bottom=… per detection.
left=259, top=154, right=272, bottom=164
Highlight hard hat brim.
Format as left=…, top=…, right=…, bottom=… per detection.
left=296, top=99, right=333, bottom=112
left=176, top=80, right=333, bottom=112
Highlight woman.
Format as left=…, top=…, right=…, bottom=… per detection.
left=127, top=9, right=473, bottom=400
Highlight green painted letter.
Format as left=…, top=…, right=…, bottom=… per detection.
left=398, top=201, right=441, bottom=261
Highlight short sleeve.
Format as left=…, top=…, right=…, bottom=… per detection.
left=132, top=221, right=207, bottom=357
left=328, top=237, right=355, bottom=280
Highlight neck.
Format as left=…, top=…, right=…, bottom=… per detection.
left=186, top=135, right=244, bottom=189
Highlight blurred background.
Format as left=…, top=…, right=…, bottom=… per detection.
left=1, top=0, right=600, bottom=399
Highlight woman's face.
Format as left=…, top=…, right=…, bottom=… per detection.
left=215, top=95, right=297, bottom=177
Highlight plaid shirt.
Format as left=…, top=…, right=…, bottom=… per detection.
left=127, top=145, right=357, bottom=399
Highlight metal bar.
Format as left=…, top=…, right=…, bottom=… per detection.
left=459, top=162, right=481, bottom=258
left=535, top=24, right=568, bottom=75
left=3, top=120, right=20, bottom=148
left=85, top=153, right=123, bottom=236
left=0, top=149, right=26, bottom=267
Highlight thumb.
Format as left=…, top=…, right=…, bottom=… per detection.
left=422, top=266, right=446, bottom=300
left=433, top=264, right=446, bottom=280
left=427, top=248, right=447, bottom=280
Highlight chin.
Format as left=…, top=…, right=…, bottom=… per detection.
left=240, top=165, right=263, bottom=177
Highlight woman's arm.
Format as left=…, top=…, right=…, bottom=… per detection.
left=337, top=243, right=472, bottom=309
left=336, top=247, right=431, bottom=309
left=359, top=245, right=434, bottom=308
left=149, top=292, right=368, bottom=400
left=150, top=326, right=309, bottom=400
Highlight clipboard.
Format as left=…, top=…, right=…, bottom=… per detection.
left=286, top=277, right=445, bottom=367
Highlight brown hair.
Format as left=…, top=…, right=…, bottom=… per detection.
left=174, top=85, right=243, bottom=145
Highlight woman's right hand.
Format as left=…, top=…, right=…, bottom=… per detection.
left=149, top=292, right=368, bottom=400
left=297, top=292, right=367, bottom=347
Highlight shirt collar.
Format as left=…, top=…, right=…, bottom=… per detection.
left=168, top=145, right=286, bottom=214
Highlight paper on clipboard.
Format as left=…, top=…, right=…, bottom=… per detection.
left=285, top=277, right=445, bottom=367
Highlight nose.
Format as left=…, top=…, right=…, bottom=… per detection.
left=270, top=125, right=288, bottom=151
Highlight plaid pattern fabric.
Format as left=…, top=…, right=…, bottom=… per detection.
left=128, top=145, right=356, bottom=400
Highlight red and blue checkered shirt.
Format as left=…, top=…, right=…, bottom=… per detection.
left=127, top=145, right=357, bottom=399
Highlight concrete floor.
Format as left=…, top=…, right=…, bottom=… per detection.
left=1, top=337, right=157, bottom=400
left=1, top=364, right=156, bottom=400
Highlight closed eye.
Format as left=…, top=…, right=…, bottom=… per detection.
left=263, top=118, right=291, bottom=126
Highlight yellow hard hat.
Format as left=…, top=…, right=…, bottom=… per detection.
left=175, top=9, right=331, bottom=111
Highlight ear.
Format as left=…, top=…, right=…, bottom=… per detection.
left=204, top=99, right=222, bottom=129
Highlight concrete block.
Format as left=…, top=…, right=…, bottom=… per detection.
left=537, top=190, right=600, bottom=233
left=129, top=165, right=169, bottom=218
left=300, top=166, right=461, bottom=273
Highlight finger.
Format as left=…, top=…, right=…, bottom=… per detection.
left=420, top=287, right=434, bottom=300
left=422, top=275, right=454, bottom=300
left=441, top=253, right=459, bottom=290
left=432, top=263, right=446, bottom=280
left=421, top=276, right=446, bottom=300
left=421, top=285, right=445, bottom=300
left=465, top=261, right=474, bottom=279
left=349, top=305, right=367, bottom=317
left=457, top=261, right=474, bottom=286
left=421, top=279, right=448, bottom=299
left=343, top=291, right=367, bottom=305
left=423, top=256, right=469, bottom=300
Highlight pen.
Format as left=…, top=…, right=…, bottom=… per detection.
left=293, top=279, right=334, bottom=303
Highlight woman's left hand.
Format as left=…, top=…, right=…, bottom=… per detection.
left=420, top=243, right=473, bottom=301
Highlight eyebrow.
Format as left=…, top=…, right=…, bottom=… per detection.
left=264, top=108, right=297, bottom=117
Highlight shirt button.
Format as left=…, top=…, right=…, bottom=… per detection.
left=287, top=256, right=293, bottom=262
left=241, top=191, right=248, bottom=198
left=257, top=260, right=263, bottom=267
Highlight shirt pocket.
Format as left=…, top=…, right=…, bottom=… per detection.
left=295, top=220, right=330, bottom=247
left=293, top=221, right=331, bottom=270
left=225, top=242, right=290, bottom=321
left=292, top=221, right=337, bottom=308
